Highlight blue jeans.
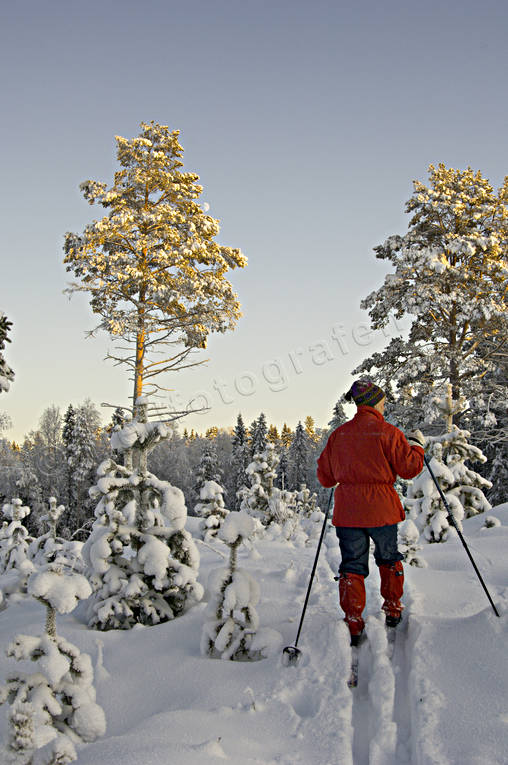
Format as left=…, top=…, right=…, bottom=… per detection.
left=335, top=524, right=403, bottom=578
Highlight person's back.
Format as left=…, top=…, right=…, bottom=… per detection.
left=319, top=404, right=424, bottom=528
left=317, top=380, right=424, bottom=642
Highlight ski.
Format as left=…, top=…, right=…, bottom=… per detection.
left=347, top=645, right=359, bottom=688
left=386, top=625, right=397, bottom=660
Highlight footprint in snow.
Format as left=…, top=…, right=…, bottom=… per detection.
left=277, top=685, right=322, bottom=719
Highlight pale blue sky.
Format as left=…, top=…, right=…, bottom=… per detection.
left=1, top=0, right=507, bottom=441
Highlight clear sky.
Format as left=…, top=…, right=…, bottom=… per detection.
left=1, top=0, right=507, bottom=441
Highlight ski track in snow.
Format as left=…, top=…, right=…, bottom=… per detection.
left=272, top=532, right=418, bottom=765
left=344, top=555, right=416, bottom=765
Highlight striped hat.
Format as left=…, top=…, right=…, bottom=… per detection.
left=345, top=379, right=385, bottom=407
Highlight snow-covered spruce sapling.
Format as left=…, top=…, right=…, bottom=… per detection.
left=405, top=431, right=491, bottom=543
left=294, top=485, right=326, bottom=541
left=0, top=499, right=35, bottom=609
left=201, top=511, right=281, bottom=661
left=239, top=445, right=303, bottom=538
left=194, top=480, right=229, bottom=541
left=239, top=444, right=278, bottom=523
left=405, top=391, right=491, bottom=543
left=397, top=518, right=427, bottom=567
left=0, top=504, right=105, bottom=764
left=28, top=497, right=84, bottom=573
left=83, top=399, right=203, bottom=630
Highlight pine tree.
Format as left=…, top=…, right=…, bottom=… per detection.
left=267, top=424, right=280, bottom=446
left=287, top=421, right=310, bottom=491
left=0, top=313, right=15, bottom=394
left=63, top=121, right=246, bottom=405
left=355, top=164, right=508, bottom=427
left=82, top=399, right=203, bottom=630
left=280, top=423, right=293, bottom=449
left=249, top=413, right=268, bottom=457
left=229, top=414, right=251, bottom=511
left=304, top=416, right=320, bottom=444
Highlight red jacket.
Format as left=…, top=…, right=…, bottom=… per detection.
left=317, top=406, right=424, bottom=527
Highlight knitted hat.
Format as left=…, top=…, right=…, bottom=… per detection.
left=345, top=379, right=385, bottom=407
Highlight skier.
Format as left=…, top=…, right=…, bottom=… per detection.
left=317, top=380, right=424, bottom=644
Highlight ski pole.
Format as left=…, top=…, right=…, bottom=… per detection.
left=282, top=488, right=334, bottom=665
left=423, top=454, right=500, bottom=618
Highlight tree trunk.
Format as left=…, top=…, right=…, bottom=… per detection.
left=133, top=284, right=146, bottom=407
left=42, top=600, right=57, bottom=640
left=445, top=383, right=454, bottom=433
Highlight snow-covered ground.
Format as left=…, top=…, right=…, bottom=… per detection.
left=1, top=506, right=507, bottom=765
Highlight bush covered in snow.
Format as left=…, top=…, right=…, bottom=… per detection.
left=201, top=511, right=282, bottom=661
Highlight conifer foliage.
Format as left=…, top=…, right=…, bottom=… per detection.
left=328, top=399, right=347, bottom=431
left=229, top=414, right=250, bottom=510
left=0, top=501, right=104, bottom=765
left=0, top=313, right=15, bottom=394
left=193, top=442, right=222, bottom=505
left=63, top=121, right=246, bottom=404
left=249, top=413, right=268, bottom=457
left=194, top=480, right=229, bottom=540
left=288, top=421, right=310, bottom=490
left=83, top=399, right=203, bottom=630
left=355, top=164, right=508, bottom=425
left=0, top=499, right=34, bottom=609
left=201, top=511, right=281, bottom=660
left=405, top=392, right=492, bottom=543
left=239, top=444, right=279, bottom=524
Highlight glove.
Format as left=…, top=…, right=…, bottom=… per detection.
left=406, top=429, right=425, bottom=448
